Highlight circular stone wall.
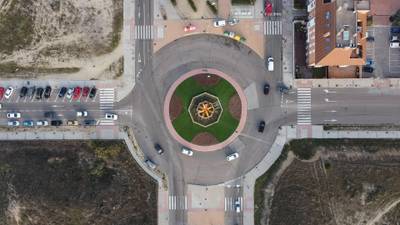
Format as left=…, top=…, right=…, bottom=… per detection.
left=164, top=68, right=247, bottom=152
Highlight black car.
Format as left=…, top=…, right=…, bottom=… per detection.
left=89, top=87, right=97, bottom=98
left=263, top=83, right=270, bottom=95
left=58, top=87, right=67, bottom=97
left=258, top=120, right=266, bottom=133
left=44, top=86, right=52, bottom=98
left=84, top=119, right=97, bottom=126
left=36, top=87, right=44, bottom=99
left=366, top=36, right=375, bottom=42
left=19, top=87, right=28, bottom=97
left=363, top=66, right=374, bottom=73
left=28, top=86, right=36, bottom=98
left=154, top=143, right=164, bottom=155
left=44, top=111, right=56, bottom=118
left=50, top=120, right=62, bottom=126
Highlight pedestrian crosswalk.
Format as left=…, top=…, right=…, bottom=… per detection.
left=224, top=197, right=242, bottom=212
left=134, top=25, right=156, bottom=40
left=98, top=120, right=115, bottom=126
left=168, top=195, right=187, bottom=210
left=99, top=88, right=114, bottom=110
left=264, top=20, right=282, bottom=35
left=297, top=88, right=312, bottom=125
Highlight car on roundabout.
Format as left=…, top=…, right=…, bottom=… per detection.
left=226, top=152, right=239, bottom=161
left=105, top=113, right=118, bottom=120
left=181, top=147, right=193, bottom=156
left=154, top=143, right=164, bottom=155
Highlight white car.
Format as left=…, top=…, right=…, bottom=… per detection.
left=8, top=121, right=19, bottom=126
left=226, top=152, right=239, bottom=161
left=36, top=120, right=49, bottom=126
left=213, top=19, right=226, bottom=27
left=145, top=159, right=157, bottom=170
left=228, top=18, right=239, bottom=26
left=267, top=56, right=274, bottom=71
left=181, top=147, right=194, bottom=156
left=66, top=88, right=74, bottom=99
left=7, top=112, right=21, bottom=119
left=105, top=113, right=118, bottom=120
left=4, top=86, right=14, bottom=99
left=76, top=111, right=88, bottom=117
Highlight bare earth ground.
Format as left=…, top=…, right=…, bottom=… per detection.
left=169, top=94, right=183, bottom=121
left=259, top=140, right=400, bottom=225
left=0, top=140, right=157, bottom=225
left=191, top=132, right=218, bottom=145
left=0, top=0, right=123, bottom=79
left=193, top=74, right=221, bottom=86
left=228, top=94, right=241, bottom=120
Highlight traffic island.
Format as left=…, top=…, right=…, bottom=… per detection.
left=164, top=68, right=247, bottom=152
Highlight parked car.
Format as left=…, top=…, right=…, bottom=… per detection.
left=390, top=41, right=400, bottom=48
left=258, top=120, right=266, bottom=133
left=8, top=121, right=20, bottom=126
left=145, top=159, right=157, bottom=170
left=184, top=24, right=196, bottom=32
left=181, top=147, right=194, bottom=156
left=4, top=86, right=14, bottom=99
left=84, top=119, right=97, bottom=126
left=73, top=86, right=82, bottom=100
left=28, top=86, right=36, bottom=98
left=66, top=88, right=74, bottom=99
left=23, top=120, right=34, bottom=127
left=366, top=58, right=374, bottom=66
left=263, top=83, right=270, bottom=95
left=82, top=87, right=90, bottom=97
left=226, top=152, right=239, bottom=161
left=44, top=111, right=56, bottom=118
left=36, top=120, right=49, bottom=126
left=76, top=111, right=88, bottom=117
left=223, top=31, right=235, bottom=38
left=44, top=86, right=52, bottom=98
left=89, top=87, right=97, bottom=98
left=0, top=87, right=4, bottom=99
left=35, top=87, right=44, bottom=99
left=228, top=18, right=239, bottom=26
left=366, top=36, right=375, bottom=42
left=267, top=56, right=274, bottom=71
left=7, top=112, right=21, bottom=119
left=213, top=19, right=226, bottom=27
left=20, top=87, right=28, bottom=98
left=105, top=113, right=118, bottom=120
left=50, top=120, right=63, bottom=126
left=59, top=87, right=67, bottom=98
left=234, top=199, right=241, bottom=213
left=67, top=120, right=79, bottom=126
left=154, top=143, right=164, bottom=155
left=264, top=0, right=273, bottom=16
left=362, top=66, right=374, bottom=73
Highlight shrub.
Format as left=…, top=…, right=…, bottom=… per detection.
left=170, top=0, right=177, bottom=6
left=206, top=1, right=218, bottom=14
left=187, top=0, right=197, bottom=12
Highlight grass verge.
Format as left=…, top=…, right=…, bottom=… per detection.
left=0, top=62, right=80, bottom=74
left=231, top=0, right=255, bottom=5
left=172, top=77, right=239, bottom=142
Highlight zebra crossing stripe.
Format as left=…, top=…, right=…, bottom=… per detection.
left=134, top=25, right=156, bottom=40
left=297, top=88, right=312, bottom=125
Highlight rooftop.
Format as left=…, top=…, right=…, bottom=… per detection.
left=335, top=0, right=357, bottom=47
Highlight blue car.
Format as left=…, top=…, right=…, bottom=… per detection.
left=366, top=58, right=373, bottom=66
left=23, top=120, right=34, bottom=127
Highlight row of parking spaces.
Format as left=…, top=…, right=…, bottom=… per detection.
left=389, top=47, right=400, bottom=74
left=4, top=119, right=115, bottom=127
left=0, top=87, right=98, bottom=103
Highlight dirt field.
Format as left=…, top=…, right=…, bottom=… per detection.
left=256, top=139, right=400, bottom=225
left=0, top=140, right=157, bottom=225
left=0, top=0, right=123, bottom=79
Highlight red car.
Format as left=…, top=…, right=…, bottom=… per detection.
left=73, top=86, right=82, bottom=100
left=0, top=87, right=4, bottom=99
left=184, top=24, right=196, bottom=32
left=264, top=0, right=273, bottom=16
left=82, top=86, right=90, bottom=97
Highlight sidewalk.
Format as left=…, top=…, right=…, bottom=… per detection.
left=242, top=125, right=400, bottom=225
left=294, top=78, right=400, bottom=89
left=281, top=0, right=294, bottom=87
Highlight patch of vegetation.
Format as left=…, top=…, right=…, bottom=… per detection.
left=312, top=67, right=327, bottom=78
left=0, top=62, right=80, bottom=75
left=231, top=0, right=255, bottom=5
left=389, top=9, right=400, bottom=26
left=293, top=0, right=306, bottom=9
left=109, top=1, right=123, bottom=51
left=172, top=77, right=239, bottom=142
left=0, top=0, right=34, bottom=55
left=207, top=1, right=218, bottom=14
left=367, top=15, right=373, bottom=26
left=187, top=0, right=197, bottom=12
left=170, top=0, right=177, bottom=6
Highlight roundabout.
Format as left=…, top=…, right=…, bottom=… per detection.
left=164, top=68, right=248, bottom=152
left=131, top=33, right=284, bottom=185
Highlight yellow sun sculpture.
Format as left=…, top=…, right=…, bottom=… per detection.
left=197, top=101, right=215, bottom=119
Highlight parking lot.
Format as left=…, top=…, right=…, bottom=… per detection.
left=366, top=26, right=400, bottom=78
